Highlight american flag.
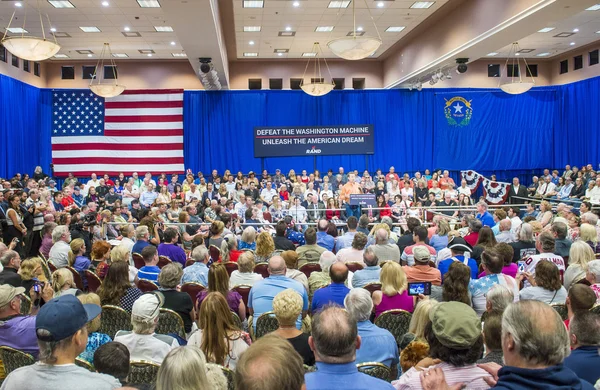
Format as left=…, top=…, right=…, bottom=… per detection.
left=50, top=89, right=184, bottom=176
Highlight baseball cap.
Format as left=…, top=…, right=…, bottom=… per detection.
left=0, top=285, right=25, bottom=307
left=429, top=302, right=481, bottom=349
left=36, top=295, right=101, bottom=342
left=132, top=293, right=164, bottom=321
left=73, top=186, right=80, bottom=191
left=48, top=180, right=56, bottom=185
left=413, top=246, right=431, bottom=263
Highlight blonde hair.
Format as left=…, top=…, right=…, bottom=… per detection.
left=18, top=257, right=45, bottom=281
left=255, top=231, right=275, bottom=257
left=408, top=299, right=439, bottom=340
left=529, top=221, right=543, bottom=235
left=77, top=293, right=102, bottom=332
left=110, top=245, right=130, bottom=263
left=156, top=346, right=222, bottom=390
left=580, top=223, right=598, bottom=244
left=68, top=238, right=85, bottom=267
left=569, top=240, right=595, bottom=272
left=237, top=252, right=256, bottom=273
left=241, top=227, right=256, bottom=244
left=272, top=289, right=303, bottom=326
left=436, top=219, right=451, bottom=236
left=369, top=222, right=390, bottom=237
left=380, top=261, right=407, bottom=296
left=51, top=268, right=74, bottom=294
left=540, top=201, right=552, bottom=213
left=447, top=230, right=461, bottom=240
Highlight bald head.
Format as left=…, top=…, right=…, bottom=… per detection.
left=375, top=228, right=388, bottom=244
left=330, top=262, right=349, bottom=284
left=499, top=219, right=512, bottom=232
left=268, top=256, right=287, bottom=275
left=317, top=219, right=328, bottom=232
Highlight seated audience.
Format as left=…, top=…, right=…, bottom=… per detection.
left=345, top=288, right=399, bottom=369
left=522, top=231, right=565, bottom=286
left=93, top=342, right=130, bottom=385
left=316, top=219, right=335, bottom=252
left=580, top=223, right=600, bottom=253
left=91, top=240, right=111, bottom=279
left=519, top=260, right=568, bottom=304
left=110, top=245, right=138, bottom=287
left=336, top=216, right=359, bottom=252
left=156, top=346, right=228, bottom=390
left=373, top=261, right=415, bottom=318
left=114, top=293, right=179, bottom=364
left=371, top=228, right=401, bottom=263
left=509, top=222, right=537, bottom=263
left=440, top=262, right=472, bottom=306
left=406, top=298, right=438, bottom=343
left=197, top=263, right=245, bottom=320
left=239, top=227, right=257, bottom=251
left=255, top=231, right=276, bottom=264
left=495, top=219, right=515, bottom=243
left=229, top=251, right=263, bottom=288
left=438, top=237, right=478, bottom=280
left=485, top=284, right=514, bottom=316
left=48, top=225, right=71, bottom=268
left=236, top=334, right=306, bottom=390
left=188, top=292, right=250, bottom=369
left=137, top=245, right=160, bottom=283
left=274, top=220, right=296, bottom=251
left=97, top=261, right=143, bottom=313
left=352, top=247, right=381, bottom=288
left=297, top=227, right=326, bottom=267
left=182, top=245, right=210, bottom=286
left=311, top=262, right=350, bottom=313
left=403, top=246, right=442, bottom=286
left=393, top=302, right=491, bottom=389
left=565, top=284, right=597, bottom=328
left=39, top=221, right=57, bottom=260
left=551, top=221, right=572, bottom=258
left=469, top=249, right=518, bottom=316
left=131, top=225, right=151, bottom=256
left=305, top=306, right=395, bottom=390
left=221, top=234, right=243, bottom=263
left=308, top=251, right=337, bottom=299
left=463, top=218, right=482, bottom=248
left=429, top=219, right=450, bottom=253
left=1, top=295, right=120, bottom=389
left=76, top=293, right=111, bottom=364
left=52, top=268, right=81, bottom=298
left=563, top=311, right=600, bottom=386
left=336, top=232, right=368, bottom=265
left=585, top=260, right=600, bottom=302
left=282, top=250, right=309, bottom=291
left=0, top=250, right=22, bottom=287
left=249, top=256, right=308, bottom=331
left=68, top=238, right=91, bottom=272
left=158, top=263, right=195, bottom=334
left=492, top=242, right=518, bottom=278
left=18, top=256, right=46, bottom=295
left=564, top=241, right=595, bottom=291
left=157, top=227, right=187, bottom=267
left=400, top=339, right=430, bottom=374
left=477, top=313, right=504, bottom=366
left=272, top=288, right=315, bottom=366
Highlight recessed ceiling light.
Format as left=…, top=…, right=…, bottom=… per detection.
left=7, top=28, right=28, bottom=33
left=357, top=26, right=363, bottom=31
left=573, top=28, right=579, bottom=32
left=244, top=26, right=261, bottom=32
left=147, top=53, right=153, bottom=57
left=328, top=0, right=350, bottom=8
left=87, top=54, right=93, bottom=57
left=293, top=1, right=300, bottom=6
left=377, top=2, right=384, bottom=7
left=48, top=0, right=75, bottom=8
left=102, top=1, right=109, bottom=6
left=537, top=52, right=550, bottom=57
left=54, top=54, right=69, bottom=58
left=124, top=26, right=130, bottom=32
left=14, top=2, right=22, bottom=7
left=278, top=53, right=283, bottom=56
left=80, top=26, right=101, bottom=32
left=586, top=4, right=600, bottom=11
left=538, top=27, right=555, bottom=33
left=597, top=30, right=600, bottom=34
left=244, top=52, right=258, bottom=57
left=385, top=26, right=405, bottom=32
left=302, top=52, right=316, bottom=57
left=315, top=26, right=334, bottom=32
left=515, top=53, right=520, bottom=56
left=249, top=41, right=255, bottom=45
left=570, top=42, right=576, bottom=45
left=487, top=52, right=498, bottom=56
left=154, top=26, right=173, bottom=32
left=112, top=53, right=129, bottom=58
left=137, top=0, right=161, bottom=7
left=170, top=41, right=176, bottom=45
left=50, top=27, right=57, bottom=32
left=285, top=26, right=292, bottom=31
left=410, top=1, right=435, bottom=9
left=243, top=0, right=264, bottom=7
left=138, top=49, right=155, bottom=54
left=172, top=53, right=187, bottom=57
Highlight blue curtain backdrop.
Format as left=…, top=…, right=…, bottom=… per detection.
left=1, top=74, right=600, bottom=179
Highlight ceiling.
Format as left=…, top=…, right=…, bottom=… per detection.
left=233, top=0, right=449, bottom=59
left=492, top=5, right=600, bottom=58
left=0, top=0, right=184, bottom=59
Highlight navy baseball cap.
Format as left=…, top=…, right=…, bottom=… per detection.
left=36, top=295, right=101, bottom=342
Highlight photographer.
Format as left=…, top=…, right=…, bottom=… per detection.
left=70, top=214, right=94, bottom=259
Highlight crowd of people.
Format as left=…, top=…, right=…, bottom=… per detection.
left=0, top=164, right=599, bottom=389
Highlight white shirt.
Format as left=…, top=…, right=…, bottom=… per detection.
left=185, top=189, right=202, bottom=203
left=289, top=205, right=307, bottom=223
left=114, top=332, right=179, bottom=364
left=457, top=186, right=471, bottom=197
left=336, top=248, right=365, bottom=265
left=510, top=216, right=522, bottom=234
left=260, top=188, right=278, bottom=203
left=229, top=271, right=263, bottom=289
left=49, top=241, right=70, bottom=268
left=589, top=186, right=600, bottom=205
left=320, top=190, right=333, bottom=203
left=188, top=329, right=249, bottom=370
left=537, top=182, right=556, bottom=196
left=523, top=252, right=565, bottom=287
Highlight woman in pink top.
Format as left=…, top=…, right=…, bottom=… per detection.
left=477, top=243, right=518, bottom=279
left=372, top=262, right=415, bottom=318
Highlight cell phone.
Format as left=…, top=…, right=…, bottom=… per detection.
left=518, top=261, right=526, bottom=274
left=408, top=282, right=431, bottom=296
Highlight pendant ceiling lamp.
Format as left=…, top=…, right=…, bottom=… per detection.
left=89, top=43, right=126, bottom=98
left=301, top=42, right=336, bottom=97
left=499, top=42, right=535, bottom=95
left=1, top=2, right=60, bottom=61
left=327, top=0, right=381, bottom=60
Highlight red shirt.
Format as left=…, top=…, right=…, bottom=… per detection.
left=464, top=232, right=479, bottom=247
left=61, top=196, right=75, bottom=208
left=379, top=205, right=392, bottom=218
left=279, top=191, right=289, bottom=201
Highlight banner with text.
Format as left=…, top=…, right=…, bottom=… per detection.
left=254, top=125, right=374, bottom=157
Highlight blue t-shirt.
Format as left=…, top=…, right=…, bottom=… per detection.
left=249, top=275, right=308, bottom=330
left=132, top=240, right=150, bottom=256
left=477, top=212, right=495, bottom=228
left=438, top=256, right=478, bottom=280
left=311, top=283, right=350, bottom=313
left=305, top=362, right=395, bottom=390
left=316, top=231, right=335, bottom=252
left=356, top=320, right=399, bottom=367
left=138, top=265, right=161, bottom=283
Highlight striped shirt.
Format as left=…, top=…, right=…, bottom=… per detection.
left=393, top=362, right=492, bottom=390
left=137, top=265, right=160, bottom=283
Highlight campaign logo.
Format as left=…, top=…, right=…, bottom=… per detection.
left=306, top=146, right=322, bottom=154
left=444, top=96, right=473, bottom=127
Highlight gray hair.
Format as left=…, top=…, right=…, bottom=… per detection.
left=486, top=284, right=514, bottom=314
left=43, top=222, right=58, bottom=236
left=135, top=225, right=149, bottom=240
left=311, top=306, right=358, bottom=363
left=51, top=225, right=69, bottom=243
left=156, top=346, right=212, bottom=390
left=0, top=250, right=18, bottom=267
left=362, top=247, right=378, bottom=267
left=192, top=245, right=209, bottom=263
left=570, top=311, right=600, bottom=346
left=319, top=251, right=337, bottom=272
left=468, top=218, right=482, bottom=233
left=132, top=315, right=158, bottom=335
left=502, top=300, right=569, bottom=367
left=375, top=228, right=388, bottom=244
left=582, top=212, right=599, bottom=226
left=344, top=288, right=373, bottom=322
left=36, top=328, right=79, bottom=364
left=381, top=216, right=393, bottom=230
left=477, top=201, right=488, bottom=211
left=518, top=223, right=534, bottom=242
left=587, top=260, right=600, bottom=281
left=158, top=263, right=183, bottom=289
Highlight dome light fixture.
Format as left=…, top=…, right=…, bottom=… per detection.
left=327, top=0, right=382, bottom=60
left=499, top=42, right=535, bottom=95
left=300, top=42, right=335, bottom=97
left=89, top=43, right=126, bottom=98
left=1, top=4, right=60, bottom=61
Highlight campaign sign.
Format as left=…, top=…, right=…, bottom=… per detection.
left=349, top=194, right=376, bottom=206
left=254, top=125, right=374, bottom=157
